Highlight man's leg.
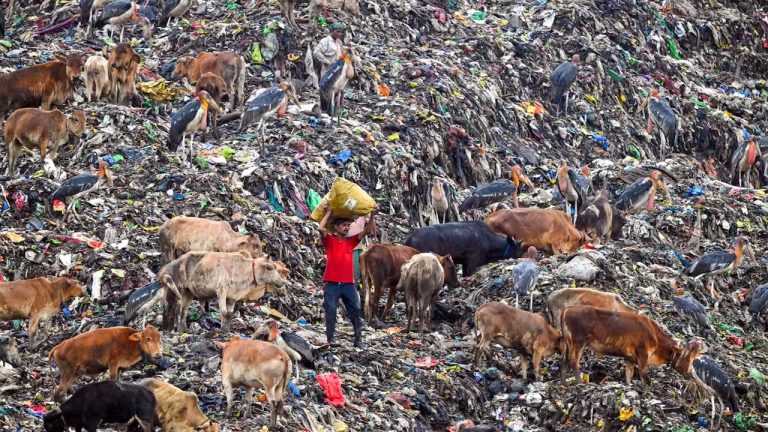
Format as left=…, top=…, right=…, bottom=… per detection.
left=324, top=283, right=342, bottom=344
left=339, top=283, right=364, bottom=348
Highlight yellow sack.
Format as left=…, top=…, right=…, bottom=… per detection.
left=310, top=177, right=376, bottom=221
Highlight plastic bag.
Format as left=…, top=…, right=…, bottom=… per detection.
left=306, top=189, right=323, bottom=213
left=310, top=177, right=376, bottom=221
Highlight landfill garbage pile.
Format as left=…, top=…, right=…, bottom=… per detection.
left=0, top=0, right=768, bottom=430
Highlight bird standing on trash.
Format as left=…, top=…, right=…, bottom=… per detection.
left=254, top=319, right=318, bottom=381
left=168, top=90, right=220, bottom=166
left=94, top=0, right=148, bottom=42
left=158, top=0, right=191, bottom=27
left=431, top=179, right=449, bottom=223
left=749, top=283, right=768, bottom=326
left=319, top=49, right=355, bottom=123
left=689, top=354, right=739, bottom=429
left=50, top=160, right=114, bottom=221
left=682, top=237, right=756, bottom=300
left=550, top=54, right=579, bottom=116
left=80, top=0, right=107, bottom=36
left=511, top=246, right=539, bottom=310
left=459, top=179, right=517, bottom=213
left=556, top=160, right=590, bottom=224
left=124, top=281, right=164, bottom=326
left=510, top=165, right=534, bottom=208
left=730, top=136, right=761, bottom=188
left=238, top=81, right=300, bottom=143
left=615, top=169, right=663, bottom=214
left=646, top=89, right=679, bottom=159
left=670, top=281, right=710, bottom=333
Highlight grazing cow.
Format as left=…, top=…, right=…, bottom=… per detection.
left=108, top=43, right=140, bottom=105
left=159, top=251, right=287, bottom=332
left=0, top=276, right=84, bottom=348
left=0, top=336, right=22, bottom=366
left=49, top=325, right=163, bottom=402
left=157, top=216, right=263, bottom=262
left=43, top=381, right=156, bottom=432
left=0, top=53, right=84, bottom=120
left=396, top=253, right=449, bottom=336
left=84, top=55, right=110, bottom=101
left=172, top=51, right=246, bottom=110
left=485, top=208, right=588, bottom=255
left=360, top=243, right=459, bottom=324
left=560, top=305, right=700, bottom=385
left=195, top=72, right=226, bottom=139
left=474, top=302, right=561, bottom=381
left=575, top=191, right=625, bottom=244
left=138, top=378, right=220, bottom=432
left=213, top=337, right=291, bottom=427
left=5, top=108, right=87, bottom=176
left=404, top=221, right=523, bottom=276
left=546, top=288, right=636, bottom=330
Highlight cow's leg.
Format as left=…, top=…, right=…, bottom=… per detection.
left=519, top=353, right=530, bottom=381
left=108, top=363, right=121, bottom=380
left=379, top=283, right=398, bottom=323
left=219, top=295, right=231, bottom=333
left=53, top=363, right=77, bottom=402
left=474, top=333, right=489, bottom=368
left=178, top=295, right=193, bottom=332
left=624, top=360, right=635, bottom=384
left=223, top=377, right=234, bottom=417
left=532, top=346, right=544, bottom=381
left=27, top=313, right=42, bottom=349
left=404, top=295, right=413, bottom=333
left=243, top=387, right=254, bottom=418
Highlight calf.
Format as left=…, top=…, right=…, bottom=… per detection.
left=157, top=215, right=263, bottom=262
left=0, top=336, right=21, bottom=366
left=560, top=305, right=700, bottom=385
left=108, top=43, right=141, bottom=105
left=575, top=190, right=624, bottom=244
left=195, top=72, right=226, bottom=139
left=159, top=251, right=287, bottom=332
left=84, top=55, right=110, bottom=102
left=0, top=276, right=84, bottom=348
left=49, top=325, right=163, bottom=402
left=138, top=378, right=220, bottom=432
left=547, top=288, right=636, bottom=330
left=5, top=108, right=87, bottom=176
left=397, top=253, right=450, bottom=336
left=474, top=302, right=561, bottom=381
left=485, top=208, right=588, bottom=255
left=43, top=381, right=156, bottom=432
left=0, top=53, right=84, bottom=119
left=214, top=337, right=292, bottom=427
left=360, top=243, right=459, bottom=324
left=404, top=221, right=523, bottom=276
left=172, top=51, right=246, bottom=110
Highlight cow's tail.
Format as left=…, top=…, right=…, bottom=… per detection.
left=236, top=56, right=246, bottom=109
left=360, top=255, right=372, bottom=321
left=160, top=274, right=181, bottom=331
left=48, top=346, right=58, bottom=370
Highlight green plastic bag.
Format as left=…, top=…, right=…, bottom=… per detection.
left=306, top=189, right=323, bottom=213
left=251, top=42, right=263, bottom=64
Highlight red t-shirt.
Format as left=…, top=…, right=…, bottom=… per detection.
left=322, top=234, right=361, bottom=283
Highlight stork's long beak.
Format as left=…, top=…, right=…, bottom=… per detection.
left=659, top=179, right=670, bottom=200
left=747, top=243, right=757, bottom=266
left=288, top=90, right=301, bottom=107
left=206, top=96, right=221, bottom=113
left=105, top=169, right=114, bottom=188
left=522, top=173, right=535, bottom=190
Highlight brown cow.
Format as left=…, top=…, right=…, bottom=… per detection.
left=213, top=337, right=291, bottom=427
left=396, top=253, right=451, bottom=336
left=159, top=251, right=287, bottom=332
left=5, top=108, right=86, bottom=176
left=138, top=378, right=220, bottom=432
left=360, top=243, right=459, bottom=325
left=195, top=72, right=226, bottom=139
left=575, top=190, right=625, bottom=244
left=108, top=43, right=140, bottom=105
left=560, top=305, right=700, bottom=385
left=157, top=216, right=263, bottom=262
left=84, top=55, right=110, bottom=102
left=0, top=276, right=84, bottom=348
left=547, top=288, right=637, bottom=330
left=49, top=325, right=163, bottom=402
left=474, top=302, right=561, bottom=381
left=0, top=53, right=84, bottom=120
left=485, top=208, right=588, bottom=255
left=172, top=52, right=246, bottom=110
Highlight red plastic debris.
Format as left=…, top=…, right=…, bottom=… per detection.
left=726, top=336, right=744, bottom=348
left=316, top=373, right=346, bottom=407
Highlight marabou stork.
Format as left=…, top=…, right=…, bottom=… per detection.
left=459, top=179, right=515, bottom=213
left=95, top=0, right=145, bottom=42
left=689, top=355, right=740, bottom=429
left=80, top=0, right=107, bottom=36
left=615, top=170, right=663, bottom=214
left=124, top=281, right=164, bottom=325
left=556, top=160, right=590, bottom=224
left=159, top=0, right=191, bottom=27
left=550, top=54, right=579, bottom=116
left=238, top=81, right=300, bottom=143
left=511, top=246, right=539, bottom=310
left=319, top=50, right=354, bottom=123
left=509, top=165, right=534, bottom=208
left=646, top=89, right=679, bottom=159
left=730, top=136, right=761, bottom=188
left=749, top=283, right=768, bottom=326
left=670, top=281, right=710, bottom=333
left=254, top=319, right=318, bottom=381
left=50, top=160, right=113, bottom=221
left=168, top=91, right=220, bottom=165
left=431, top=179, right=449, bottom=223
left=682, top=237, right=756, bottom=300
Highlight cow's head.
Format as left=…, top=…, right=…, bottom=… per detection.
left=254, top=257, right=288, bottom=295
left=67, top=110, right=87, bottom=136
left=504, top=236, right=524, bottom=259
left=195, top=419, right=221, bottom=432
left=673, top=339, right=702, bottom=374
left=172, top=54, right=195, bottom=79
left=237, top=233, right=263, bottom=257
left=109, top=43, right=136, bottom=72
left=131, top=325, right=163, bottom=363
left=42, top=409, right=66, bottom=432
left=437, top=254, right=459, bottom=289
left=59, top=276, right=86, bottom=301
left=55, top=53, right=85, bottom=81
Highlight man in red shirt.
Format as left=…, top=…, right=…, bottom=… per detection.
left=318, top=203, right=377, bottom=348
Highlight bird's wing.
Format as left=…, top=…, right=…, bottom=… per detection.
left=614, top=178, right=653, bottom=211
left=124, top=281, right=163, bottom=323
left=161, top=0, right=180, bottom=15
left=50, top=173, right=100, bottom=201
left=749, top=283, right=768, bottom=317
left=319, top=58, right=346, bottom=94
left=280, top=332, right=316, bottom=367
left=458, top=179, right=516, bottom=212
left=649, top=99, right=678, bottom=136
left=168, top=98, right=202, bottom=149
left=240, top=87, right=285, bottom=128
left=512, top=261, right=538, bottom=295
left=692, top=356, right=739, bottom=412
left=683, top=252, right=736, bottom=276
left=633, top=165, right=678, bottom=182
left=568, top=169, right=590, bottom=204
left=730, top=141, right=749, bottom=169
left=672, top=295, right=708, bottom=327
left=80, top=0, right=95, bottom=24
left=97, top=0, right=132, bottom=25
left=759, top=137, right=768, bottom=155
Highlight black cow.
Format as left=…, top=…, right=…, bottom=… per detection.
left=404, top=221, right=523, bottom=276
left=43, top=381, right=156, bottom=432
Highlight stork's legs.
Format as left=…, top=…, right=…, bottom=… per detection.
left=573, top=201, right=579, bottom=225
left=515, top=293, right=519, bottom=309
left=564, top=91, right=570, bottom=117
left=119, top=25, right=124, bottom=42
left=189, top=133, right=196, bottom=165
left=166, top=17, right=172, bottom=27
left=530, top=291, right=534, bottom=312
left=336, top=91, right=344, bottom=126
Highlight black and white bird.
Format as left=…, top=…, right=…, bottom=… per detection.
left=95, top=0, right=147, bottom=42
left=159, top=0, right=192, bottom=27
left=682, top=237, right=756, bottom=300
left=730, top=136, right=761, bottom=188
left=690, top=355, right=740, bottom=429
left=319, top=51, right=354, bottom=123
left=671, top=281, right=710, bottom=333
left=556, top=160, right=591, bottom=224
left=511, top=246, right=539, bottom=310
left=459, top=179, right=516, bottom=213
left=50, top=160, right=113, bottom=220
left=124, top=281, right=164, bottom=325
left=168, top=90, right=220, bottom=166
left=646, top=89, right=679, bottom=159
left=615, top=170, right=662, bottom=214
left=550, top=54, right=579, bottom=116
left=749, top=283, right=768, bottom=326
left=80, top=0, right=108, bottom=36
left=238, top=81, right=300, bottom=142
left=254, top=319, right=318, bottom=381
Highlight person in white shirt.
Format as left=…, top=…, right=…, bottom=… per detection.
left=313, top=22, right=345, bottom=78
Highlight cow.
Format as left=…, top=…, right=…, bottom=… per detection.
left=213, top=337, right=292, bottom=427
left=138, top=378, right=220, bottom=432
left=4, top=108, right=87, bottom=176
left=108, top=43, right=141, bottom=105
left=396, top=253, right=449, bottom=336
left=172, top=52, right=246, bottom=110
left=0, top=276, right=85, bottom=348
left=43, top=381, right=156, bottom=432
left=157, top=216, right=263, bottom=262
left=404, top=221, right=523, bottom=276
left=560, top=305, right=701, bottom=385
left=575, top=190, right=625, bottom=244
left=474, top=302, right=561, bottom=381
left=485, top=208, right=588, bottom=255
left=0, top=336, right=21, bottom=366
left=195, top=72, right=226, bottom=139
left=159, top=251, right=287, bottom=333
left=49, top=325, right=163, bottom=402
left=84, top=55, right=110, bottom=102
left=0, top=53, right=84, bottom=120
left=547, top=288, right=637, bottom=330
left=360, top=243, right=459, bottom=325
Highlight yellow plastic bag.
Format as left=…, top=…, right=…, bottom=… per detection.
left=310, top=177, right=376, bottom=221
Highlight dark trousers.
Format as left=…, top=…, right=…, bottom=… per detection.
left=324, top=282, right=362, bottom=343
